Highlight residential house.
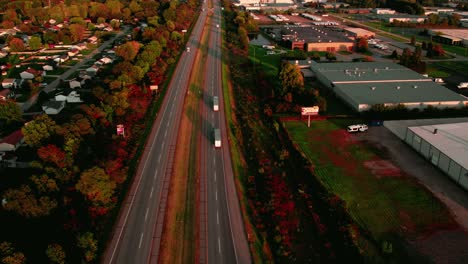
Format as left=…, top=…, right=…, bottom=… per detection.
left=42, top=100, right=65, bottom=115
left=0, top=130, right=24, bottom=152
left=69, top=79, right=81, bottom=89
left=55, top=91, right=82, bottom=103
left=68, top=48, right=79, bottom=57
left=2, top=79, right=18, bottom=89
left=86, top=65, right=99, bottom=76
left=66, top=91, right=82, bottom=103
left=0, top=89, right=13, bottom=100
left=99, top=57, right=113, bottom=64
left=19, top=71, right=34, bottom=80
left=54, top=54, right=69, bottom=63
left=20, top=68, right=44, bottom=80
left=88, top=36, right=98, bottom=44
left=42, top=65, right=54, bottom=71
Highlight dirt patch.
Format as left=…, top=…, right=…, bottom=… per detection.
left=364, top=160, right=402, bottom=178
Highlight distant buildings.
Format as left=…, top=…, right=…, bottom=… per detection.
left=309, top=62, right=468, bottom=112
left=428, top=29, right=468, bottom=46
left=281, top=26, right=354, bottom=52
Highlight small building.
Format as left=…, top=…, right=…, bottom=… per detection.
left=42, top=65, right=54, bottom=71
left=344, top=27, right=375, bottom=39
left=372, top=8, right=396, bottom=15
left=42, top=100, right=65, bottom=115
left=428, top=29, right=468, bottom=46
left=88, top=36, right=98, bottom=44
left=68, top=48, right=79, bottom=57
left=0, top=130, right=24, bottom=152
left=19, top=71, right=34, bottom=80
left=69, top=79, right=81, bottom=89
left=282, top=26, right=354, bottom=52
left=99, top=57, right=113, bottom=64
left=378, top=14, right=426, bottom=23
left=2, top=78, right=18, bottom=89
left=86, top=65, right=99, bottom=76
left=345, top=8, right=371, bottom=14
left=405, top=122, right=468, bottom=191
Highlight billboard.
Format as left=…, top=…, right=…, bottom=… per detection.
left=301, top=106, right=319, bottom=115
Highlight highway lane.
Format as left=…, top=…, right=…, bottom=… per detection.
left=103, top=3, right=209, bottom=264
left=200, top=1, right=251, bottom=263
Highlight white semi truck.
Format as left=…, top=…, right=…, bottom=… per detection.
left=213, top=96, right=219, bottom=111
left=214, top=128, right=221, bottom=148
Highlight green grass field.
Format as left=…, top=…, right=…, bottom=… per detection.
left=283, top=120, right=455, bottom=243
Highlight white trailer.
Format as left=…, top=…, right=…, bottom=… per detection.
left=213, top=96, right=219, bottom=111
left=214, top=128, right=221, bottom=148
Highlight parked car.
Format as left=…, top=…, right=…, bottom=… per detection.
left=347, top=124, right=368, bottom=133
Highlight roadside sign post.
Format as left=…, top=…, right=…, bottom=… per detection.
left=301, top=106, right=319, bottom=127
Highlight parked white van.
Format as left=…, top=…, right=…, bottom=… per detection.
left=347, top=124, right=368, bottom=133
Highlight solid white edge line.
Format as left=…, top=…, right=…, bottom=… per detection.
left=145, top=207, right=149, bottom=222
left=150, top=187, right=154, bottom=198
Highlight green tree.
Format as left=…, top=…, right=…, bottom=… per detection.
left=77, top=232, right=98, bottom=263
left=278, top=62, right=304, bottom=97
left=8, top=38, right=25, bottom=52
left=116, top=41, right=141, bottom=61
left=69, top=23, right=86, bottom=42
left=0, top=242, right=26, bottom=264
left=0, top=100, right=22, bottom=125
left=46, top=244, right=66, bottom=264
left=22, top=114, right=58, bottom=147
left=76, top=167, right=116, bottom=207
left=28, top=36, right=42, bottom=50
left=2, top=185, right=57, bottom=218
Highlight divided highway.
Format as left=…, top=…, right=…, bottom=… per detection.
left=199, top=1, right=251, bottom=264
left=102, top=2, right=209, bottom=263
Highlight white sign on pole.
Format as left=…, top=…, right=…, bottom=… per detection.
left=301, top=106, right=319, bottom=116
left=301, top=106, right=319, bottom=127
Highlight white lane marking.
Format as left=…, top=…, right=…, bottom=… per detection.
left=215, top=190, right=218, bottom=201
left=218, top=237, right=221, bottom=253
left=158, top=154, right=161, bottom=163
left=166, top=122, right=170, bottom=128
left=138, top=233, right=144, bottom=249
left=154, top=170, right=158, bottom=180
left=164, top=129, right=168, bottom=138
left=217, top=211, right=219, bottom=225
left=162, top=142, right=165, bottom=149
left=145, top=207, right=149, bottom=222
left=170, top=109, right=173, bottom=116
left=150, top=186, right=154, bottom=198
left=214, top=171, right=217, bottom=182
left=213, top=157, right=215, bottom=166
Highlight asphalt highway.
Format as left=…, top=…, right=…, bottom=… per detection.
left=199, top=1, right=251, bottom=264
left=102, top=3, right=208, bottom=264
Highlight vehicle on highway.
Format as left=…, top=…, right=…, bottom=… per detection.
left=213, top=96, right=219, bottom=111
left=457, top=82, right=468, bottom=89
left=214, top=128, right=221, bottom=148
left=347, top=124, right=368, bottom=133
left=186, top=46, right=190, bottom=52
left=216, top=24, right=219, bottom=28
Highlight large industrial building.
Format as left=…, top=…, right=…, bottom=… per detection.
left=282, top=26, right=354, bottom=52
left=309, top=62, right=468, bottom=112
left=404, top=122, right=468, bottom=190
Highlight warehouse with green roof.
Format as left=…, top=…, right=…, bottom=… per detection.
left=309, top=62, right=468, bottom=112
